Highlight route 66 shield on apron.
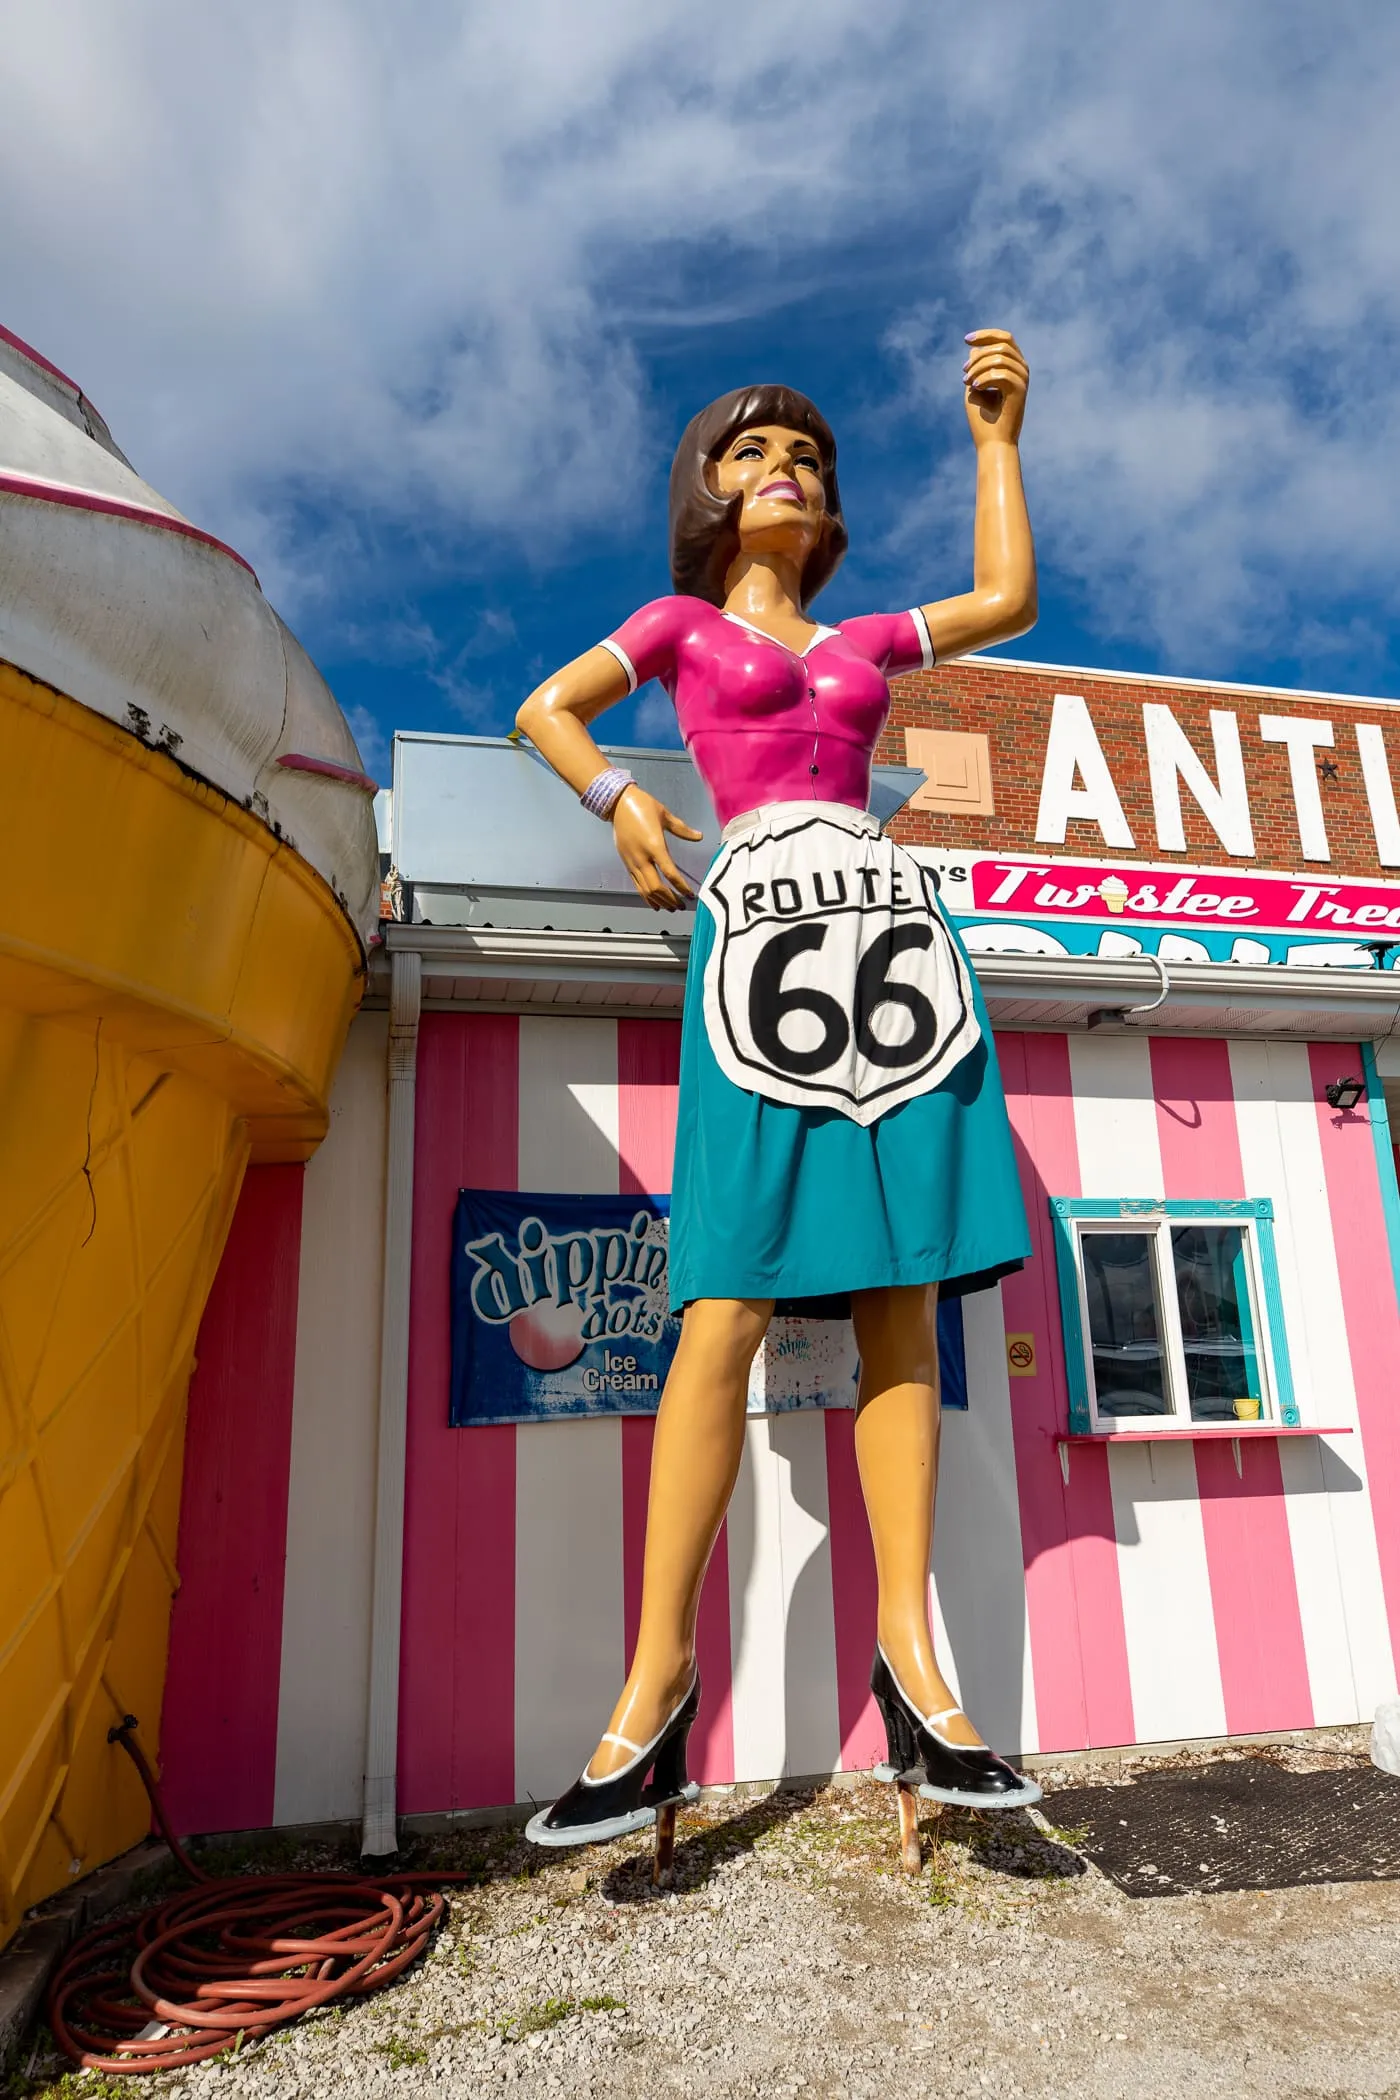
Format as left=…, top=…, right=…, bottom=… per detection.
left=698, top=803, right=981, bottom=1127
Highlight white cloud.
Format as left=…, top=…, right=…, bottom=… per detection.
left=883, top=5, right=1400, bottom=670
left=3, top=0, right=1398, bottom=674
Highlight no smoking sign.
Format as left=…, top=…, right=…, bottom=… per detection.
left=1006, top=1333, right=1037, bottom=1377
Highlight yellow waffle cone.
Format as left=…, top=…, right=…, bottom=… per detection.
left=0, top=662, right=364, bottom=1942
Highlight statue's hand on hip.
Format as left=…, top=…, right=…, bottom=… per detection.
left=613, top=786, right=703, bottom=912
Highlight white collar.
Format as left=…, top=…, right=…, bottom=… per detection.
left=721, top=610, right=840, bottom=658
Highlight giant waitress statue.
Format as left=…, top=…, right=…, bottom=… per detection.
left=517, top=330, right=1039, bottom=1857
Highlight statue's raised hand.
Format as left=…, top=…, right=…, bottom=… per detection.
left=613, top=786, right=703, bottom=911
left=963, top=329, right=1029, bottom=447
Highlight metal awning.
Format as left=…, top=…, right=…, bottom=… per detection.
left=369, top=921, right=1400, bottom=1040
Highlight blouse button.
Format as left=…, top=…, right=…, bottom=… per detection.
left=809, top=763, right=819, bottom=776
left=808, top=687, right=816, bottom=698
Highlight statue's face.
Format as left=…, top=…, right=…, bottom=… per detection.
left=709, top=423, right=826, bottom=566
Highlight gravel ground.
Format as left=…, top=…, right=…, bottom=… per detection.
left=12, top=1734, right=1400, bottom=2100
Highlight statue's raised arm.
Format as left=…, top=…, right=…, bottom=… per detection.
left=918, top=328, right=1036, bottom=663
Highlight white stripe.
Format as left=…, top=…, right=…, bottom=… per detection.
left=512, top=1015, right=626, bottom=1801
left=514, top=1418, right=625, bottom=1802
left=726, top=1414, right=839, bottom=1780
left=1067, top=1034, right=1227, bottom=1745
left=274, top=1012, right=388, bottom=1825
left=768, top=1411, right=840, bottom=1776
left=516, top=1016, right=620, bottom=1191
left=930, top=1284, right=1039, bottom=1758
left=1107, top=1437, right=1227, bottom=1743
left=1229, top=1040, right=1396, bottom=1721
left=1067, top=1033, right=1165, bottom=1196
left=908, top=606, right=934, bottom=671
left=598, top=636, right=638, bottom=694
left=726, top=1420, right=790, bottom=1782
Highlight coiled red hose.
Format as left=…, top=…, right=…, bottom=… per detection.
left=47, top=1720, right=481, bottom=2076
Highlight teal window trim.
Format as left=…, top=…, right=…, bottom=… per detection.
left=1360, top=1042, right=1400, bottom=1320
left=1048, top=1196, right=1298, bottom=1434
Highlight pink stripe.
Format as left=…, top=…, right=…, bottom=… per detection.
left=1150, top=1037, right=1313, bottom=1735
left=161, top=1165, right=304, bottom=1834
left=615, top=1019, right=734, bottom=1782
left=399, top=1014, right=519, bottom=1813
left=824, top=1409, right=884, bottom=1770
left=616, top=1020, right=675, bottom=1685
left=275, top=752, right=379, bottom=793
left=997, top=1032, right=1136, bottom=1751
left=0, top=470, right=259, bottom=582
left=1309, top=1044, right=1400, bottom=1674
left=0, top=321, right=86, bottom=396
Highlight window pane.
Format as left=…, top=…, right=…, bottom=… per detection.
left=1169, top=1225, right=1264, bottom=1423
left=1082, top=1232, right=1171, bottom=1417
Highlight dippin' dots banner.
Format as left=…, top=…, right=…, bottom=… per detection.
left=449, top=1188, right=967, bottom=1426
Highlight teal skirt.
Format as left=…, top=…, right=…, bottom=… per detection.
left=668, top=900, right=1031, bottom=1312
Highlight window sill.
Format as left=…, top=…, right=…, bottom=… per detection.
left=1055, top=1424, right=1353, bottom=1482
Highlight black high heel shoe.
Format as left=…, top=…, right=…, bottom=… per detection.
left=870, top=1649, right=1041, bottom=1810
left=524, top=1676, right=702, bottom=1848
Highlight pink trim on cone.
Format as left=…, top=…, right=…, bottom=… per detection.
left=0, top=469, right=259, bottom=582
left=0, top=321, right=86, bottom=396
left=276, top=753, right=380, bottom=793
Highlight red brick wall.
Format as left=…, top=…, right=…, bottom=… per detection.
left=881, top=659, right=1400, bottom=879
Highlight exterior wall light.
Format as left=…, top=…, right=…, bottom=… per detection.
left=1324, top=1075, right=1367, bottom=1111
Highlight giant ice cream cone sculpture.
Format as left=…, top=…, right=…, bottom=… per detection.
left=0, top=326, right=378, bottom=1943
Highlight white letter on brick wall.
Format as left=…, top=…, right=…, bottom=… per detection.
left=1035, top=693, right=1135, bottom=848
left=1144, top=705, right=1255, bottom=857
left=1356, top=724, right=1400, bottom=866
left=1258, top=715, right=1333, bottom=862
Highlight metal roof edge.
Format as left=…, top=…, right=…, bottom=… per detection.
left=371, top=922, right=1400, bottom=1035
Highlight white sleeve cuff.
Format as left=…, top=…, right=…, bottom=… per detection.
left=598, top=637, right=638, bottom=694
left=908, top=607, right=935, bottom=671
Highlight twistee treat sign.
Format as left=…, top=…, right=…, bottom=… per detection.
left=699, top=807, right=981, bottom=1126
left=968, top=855, right=1400, bottom=934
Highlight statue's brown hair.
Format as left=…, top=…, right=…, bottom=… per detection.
left=668, top=385, right=848, bottom=609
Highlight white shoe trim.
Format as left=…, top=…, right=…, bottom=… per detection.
left=878, top=1647, right=988, bottom=1751
left=916, top=1775, right=1043, bottom=1810
left=579, top=1674, right=698, bottom=1788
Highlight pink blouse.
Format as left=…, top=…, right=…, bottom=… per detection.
left=601, top=595, right=934, bottom=827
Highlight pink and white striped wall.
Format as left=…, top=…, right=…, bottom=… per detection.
left=159, top=1013, right=1400, bottom=1835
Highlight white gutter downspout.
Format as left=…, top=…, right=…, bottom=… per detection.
left=361, top=943, right=422, bottom=1858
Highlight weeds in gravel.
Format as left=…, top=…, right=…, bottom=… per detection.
left=493, top=1994, right=627, bottom=2041
left=1039, top=1818, right=1091, bottom=1848
left=510, top=1997, right=575, bottom=2037
left=375, top=2034, right=430, bottom=2068
left=4, top=2074, right=130, bottom=2100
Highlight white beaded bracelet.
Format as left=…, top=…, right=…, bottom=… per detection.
left=580, top=766, right=635, bottom=820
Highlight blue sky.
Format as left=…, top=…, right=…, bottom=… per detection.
left=4, top=1, right=1399, bottom=781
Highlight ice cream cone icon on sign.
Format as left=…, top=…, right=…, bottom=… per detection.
left=1098, top=875, right=1130, bottom=915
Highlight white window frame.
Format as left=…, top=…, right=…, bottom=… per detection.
left=1072, top=1213, right=1277, bottom=1435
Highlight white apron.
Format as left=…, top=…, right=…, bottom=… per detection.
left=698, top=802, right=981, bottom=1128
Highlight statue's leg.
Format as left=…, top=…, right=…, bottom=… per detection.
left=850, top=1282, right=984, bottom=1750
left=585, top=1295, right=773, bottom=1779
